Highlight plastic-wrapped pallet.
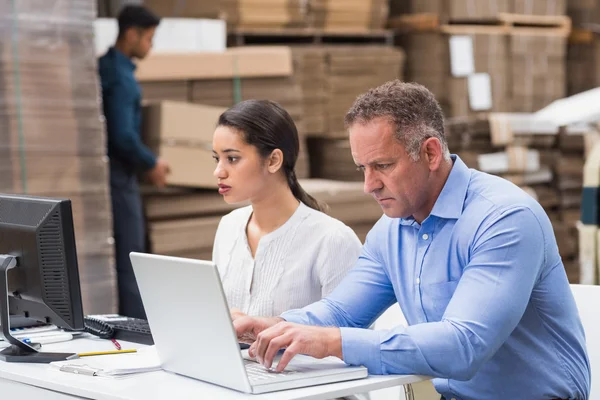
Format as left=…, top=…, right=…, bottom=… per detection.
left=0, top=0, right=117, bottom=314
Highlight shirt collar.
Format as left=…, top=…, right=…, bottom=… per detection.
left=429, top=154, right=471, bottom=220
left=398, top=155, right=471, bottom=225
left=109, top=47, right=136, bottom=71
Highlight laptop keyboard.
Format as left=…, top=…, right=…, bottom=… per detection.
left=244, top=360, right=298, bottom=381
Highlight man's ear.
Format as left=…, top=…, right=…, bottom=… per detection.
left=423, top=137, right=444, bottom=171
left=267, top=149, right=284, bottom=174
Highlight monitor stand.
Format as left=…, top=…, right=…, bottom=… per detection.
left=0, top=255, right=77, bottom=363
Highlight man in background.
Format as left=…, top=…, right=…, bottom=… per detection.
left=99, top=5, right=170, bottom=319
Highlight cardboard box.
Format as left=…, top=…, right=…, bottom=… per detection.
left=135, top=46, right=293, bottom=82
left=139, top=81, right=190, bottom=103
left=142, top=101, right=227, bottom=189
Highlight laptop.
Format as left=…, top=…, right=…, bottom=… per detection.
left=129, top=252, right=368, bottom=394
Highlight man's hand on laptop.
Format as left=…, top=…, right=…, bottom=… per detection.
left=249, top=322, right=342, bottom=373
left=233, top=314, right=285, bottom=345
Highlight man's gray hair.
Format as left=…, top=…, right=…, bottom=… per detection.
left=344, top=80, right=451, bottom=162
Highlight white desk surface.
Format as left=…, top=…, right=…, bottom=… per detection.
left=0, top=336, right=428, bottom=400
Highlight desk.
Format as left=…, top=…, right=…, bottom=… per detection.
left=0, top=336, right=428, bottom=400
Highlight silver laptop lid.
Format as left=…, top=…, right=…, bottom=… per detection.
left=129, top=252, right=253, bottom=393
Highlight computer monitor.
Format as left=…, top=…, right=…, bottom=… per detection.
left=0, top=193, right=84, bottom=363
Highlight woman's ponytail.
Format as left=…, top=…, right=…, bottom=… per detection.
left=286, top=169, right=327, bottom=213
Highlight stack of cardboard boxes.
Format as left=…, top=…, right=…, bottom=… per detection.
left=302, top=46, right=405, bottom=180
left=0, top=1, right=116, bottom=313
left=391, top=2, right=569, bottom=116
left=567, top=31, right=600, bottom=96
left=556, top=132, right=586, bottom=281
left=135, top=46, right=309, bottom=180
left=510, top=32, right=567, bottom=112
left=566, top=0, right=600, bottom=96
left=136, top=47, right=316, bottom=255
left=459, top=113, right=587, bottom=282
left=143, top=179, right=382, bottom=262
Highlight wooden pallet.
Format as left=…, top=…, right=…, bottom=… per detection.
left=389, top=12, right=571, bottom=36
left=387, top=13, right=440, bottom=32
left=228, top=28, right=394, bottom=46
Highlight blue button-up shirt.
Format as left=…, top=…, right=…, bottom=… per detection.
left=282, top=155, right=590, bottom=399
left=98, top=47, right=156, bottom=171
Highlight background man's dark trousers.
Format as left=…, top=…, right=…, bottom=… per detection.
left=110, top=160, right=147, bottom=319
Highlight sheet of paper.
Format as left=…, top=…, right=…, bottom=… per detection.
left=468, top=73, right=493, bottom=111
left=449, top=35, right=475, bottom=77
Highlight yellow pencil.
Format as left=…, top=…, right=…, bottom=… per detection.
left=77, top=349, right=137, bottom=357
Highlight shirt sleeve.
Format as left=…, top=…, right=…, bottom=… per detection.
left=104, top=80, right=156, bottom=171
left=316, top=225, right=363, bottom=297
left=341, top=207, right=546, bottom=379
left=281, top=222, right=397, bottom=330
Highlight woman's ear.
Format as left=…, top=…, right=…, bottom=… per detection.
left=267, top=149, right=284, bottom=174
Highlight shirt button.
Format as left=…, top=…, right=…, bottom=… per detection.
left=416, top=278, right=421, bottom=284
left=422, top=233, right=429, bottom=240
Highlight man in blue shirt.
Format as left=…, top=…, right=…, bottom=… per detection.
left=98, top=5, right=170, bottom=319
left=234, top=81, right=590, bottom=399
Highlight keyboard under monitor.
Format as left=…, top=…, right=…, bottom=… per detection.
left=106, top=316, right=250, bottom=349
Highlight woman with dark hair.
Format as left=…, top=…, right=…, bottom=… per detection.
left=211, top=100, right=362, bottom=318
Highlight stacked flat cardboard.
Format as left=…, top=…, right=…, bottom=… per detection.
left=294, top=46, right=403, bottom=181
left=512, top=0, right=567, bottom=16
left=445, top=27, right=510, bottom=117
left=389, top=0, right=411, bottom=17
left=399, top=28, right=508, bottom=118
left=557, top=132, right=585, bottom=271
left=400, top=33, right=450, bottom=114
left=323, top=46, right=404, bottom=138
left=567, top=31, right=600, bottom=96
left=510, top=32, right=567, bottom=112
left=556, top=137, right=584, bottom=281
left=309, top=0, right=389, bottom=30
left=292, top=47, right=327, bottom=134
left=400, top=25, right=567, bottom=118
left=143, top=0, right=307, bottom=28
left=411, top=0, right=511, bottom=21
left=1, top=1, right=116, bottom=314
left=139, top=81, right=189, bottom=103
left=402, top=0, right=565, bottom=19
left=446, top=116, right=494, bottom=153
left=307, top=138, right=360, bottom=182
left=143, top=179, right=382, bottom=260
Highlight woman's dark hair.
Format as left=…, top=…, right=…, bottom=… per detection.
left=217, top=100, right=324, bottom=212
